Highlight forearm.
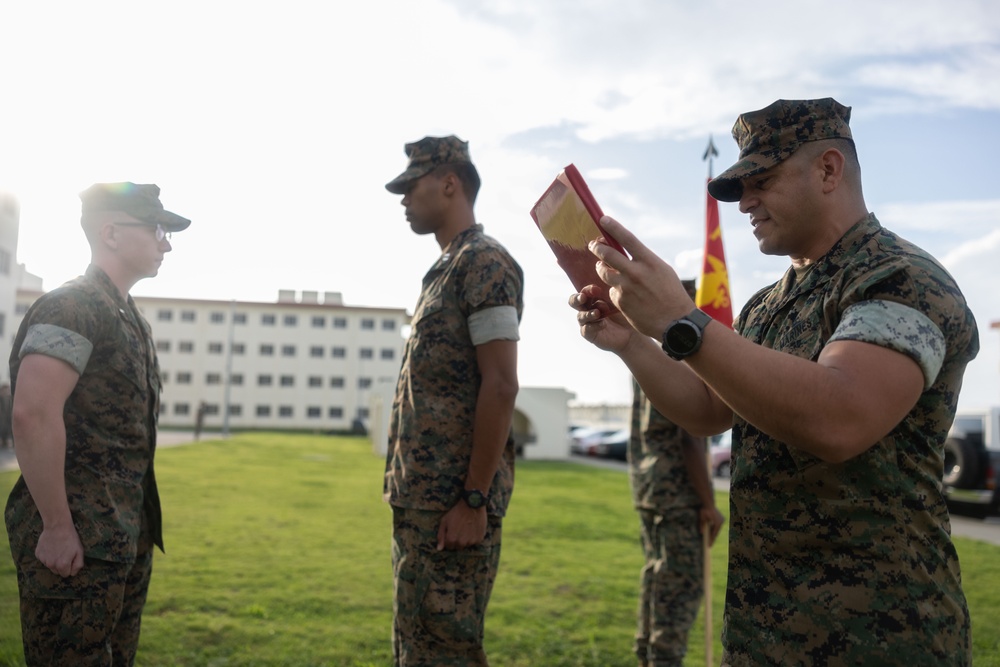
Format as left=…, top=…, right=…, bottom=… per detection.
left=13, top=411, right=73, bottom=529
left=465, top=375, right=519, bottom=493
left=618, top=333, right=732, bottom=437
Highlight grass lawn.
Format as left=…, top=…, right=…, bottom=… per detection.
left=0, top=432, right=997, bottom=666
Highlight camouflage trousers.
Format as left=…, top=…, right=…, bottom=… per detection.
left=13, top=549, right=153, bottom=666
left=391, top=506, right=503, bottom=667
left=635, top=507, right=704, bottom=667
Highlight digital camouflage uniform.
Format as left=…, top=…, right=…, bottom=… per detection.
left=5, top=265, right=164, bottom=666
left=723, top=214, right=978, bottom=666
left=629, top=381, right=705, bottom=667
left=384, top=223, right=523, bottom=666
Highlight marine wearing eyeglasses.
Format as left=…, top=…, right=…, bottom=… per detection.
left=5, top=181, right=190, bottom=665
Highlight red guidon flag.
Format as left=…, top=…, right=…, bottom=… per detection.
left=695, top=179, right=733, bottom=328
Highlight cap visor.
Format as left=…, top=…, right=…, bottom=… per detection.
left=156, top=210, right=191, bottom=232
left=385, top=175, right=409, bottom=194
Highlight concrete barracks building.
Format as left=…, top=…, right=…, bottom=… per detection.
left=12, top=288, right=408, bottom=434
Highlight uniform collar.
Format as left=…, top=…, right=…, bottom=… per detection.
left=439, top=224, right=483, bottom=264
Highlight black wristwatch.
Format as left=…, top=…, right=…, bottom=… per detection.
left=661, top=308, right=712, bottom=361
left=461, top=488, right=490, bottom=509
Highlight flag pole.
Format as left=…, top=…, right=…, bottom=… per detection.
left=701, top=135, right=718, bottom=667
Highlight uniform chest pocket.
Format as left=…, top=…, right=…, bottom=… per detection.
left=772, top=313, right=827, bottom=361
left=412, top=296, right=445, bottom=327
left=106, top=345, right=148, bottom=396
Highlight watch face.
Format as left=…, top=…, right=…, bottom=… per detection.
left=464, top=490, right=487, bottom=509
left=666, top=321, right=699, bottom=354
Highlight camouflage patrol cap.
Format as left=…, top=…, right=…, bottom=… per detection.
left=708, top=98, right=853, bottom=202
left=80, top=182, right=191, bottom=231
left=385, top=135, right=477, bottom=194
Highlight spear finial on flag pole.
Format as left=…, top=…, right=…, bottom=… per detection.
left=703, top=135, right=719, bottom=177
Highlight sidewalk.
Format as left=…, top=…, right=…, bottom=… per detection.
left=0, top=431, right=199, bottom=473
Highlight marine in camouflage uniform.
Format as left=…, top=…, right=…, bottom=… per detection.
left=630, top=379, right=724, bottom=667
left=5, top=182, right=189, bottom=666
left=384, top=136, right=523, bottom=667
left=711, top=101, right=977, bottom=666
left=570, top=98, right=978, bottom=666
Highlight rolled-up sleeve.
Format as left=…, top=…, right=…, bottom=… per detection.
left=19, top=323, right=93, bottom=375
left=829, top=299, right=945, bottom=389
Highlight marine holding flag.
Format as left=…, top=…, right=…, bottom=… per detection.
left=568, top=98, right=977, bottom=665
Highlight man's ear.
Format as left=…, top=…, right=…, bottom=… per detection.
left=819, top=148, right=846, bottom=194
left=99, top=221, right=118, bottom=249
left=440, top=171, right=460, bottom=198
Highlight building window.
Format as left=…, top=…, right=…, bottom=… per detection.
left=280, top=375, right=295, bottom=387
left=204, top=404, right=220, bottom=416
left=310, top=346, right=324, bottom=358
left=179, top=341, right=194, bottom=353
left=357, top=407, right=370, bottom=419
left=361, top=318, right=375, bottom=330
left=206, top=373, right=222, bottom=385
left=176, top=372, right=192, bottom=384
left=181, top=310, right=196, bottom=322
left=360, top=348, right=373, bottom=360
left=260, top=344, right=274, bottom=356
left=328, top=406, right=343, bottom=419
left=283, top=314, right=298, bottom=326
left=281, top=345, right=296, bottom=357
left=307, top=406, right=321, bottom=418
left=175, top=403, right=190, bottom=416
left=256, top=405, right=271, bottom=417
left=210, top=312, right=225, bottom=324
left=332, top=347, right=346, bottom=359
left=258, top=374, right=273, bottom=386
left=333, top=317, right=347, bottom=329
left=156, top=340, right=171, bottom=352
left=230, top=374, right=244, bottom=386
left=233, top=313, right=247, bottom=325
left=382, top=318, right=396, bottom=331
left=330, top=377, right=344, bottom=388
left=232, top=343, right=245, bottom=355
left=311, top=316, right=325, bottom=328
left=261, top=314, right=276, bottom=326
left=380, top=348, right=395, bottom=361
left=279, top=406, right=293, bottom=418
left=157, top=310, right=173, bottom=322
left=160, top=371, right=169, bottom=384
left=228, top=404, right=242, bottom=417
left=308, top=376, right=322, bottom=388
left=208, top=342, right=224, bottom=354
left=358, top=377, right=372, bottom=389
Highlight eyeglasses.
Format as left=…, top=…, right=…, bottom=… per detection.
left=114, top=222, right=172, bottom=242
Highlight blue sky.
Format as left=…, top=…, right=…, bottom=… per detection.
left=2, top=0, right=998, bottom=410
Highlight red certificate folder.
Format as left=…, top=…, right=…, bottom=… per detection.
left=530, top=163, right=626, bottom=293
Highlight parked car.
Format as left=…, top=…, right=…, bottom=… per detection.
left=589, top=428, right=629, bottom=461
left=570, top=425, right=624, bottom=455
left=710, top=431, right=732, bottom=478
left=943, top=407, right=1000, bottom=519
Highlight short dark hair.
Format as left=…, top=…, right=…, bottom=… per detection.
left=433, top=162, right=481, bottom=204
